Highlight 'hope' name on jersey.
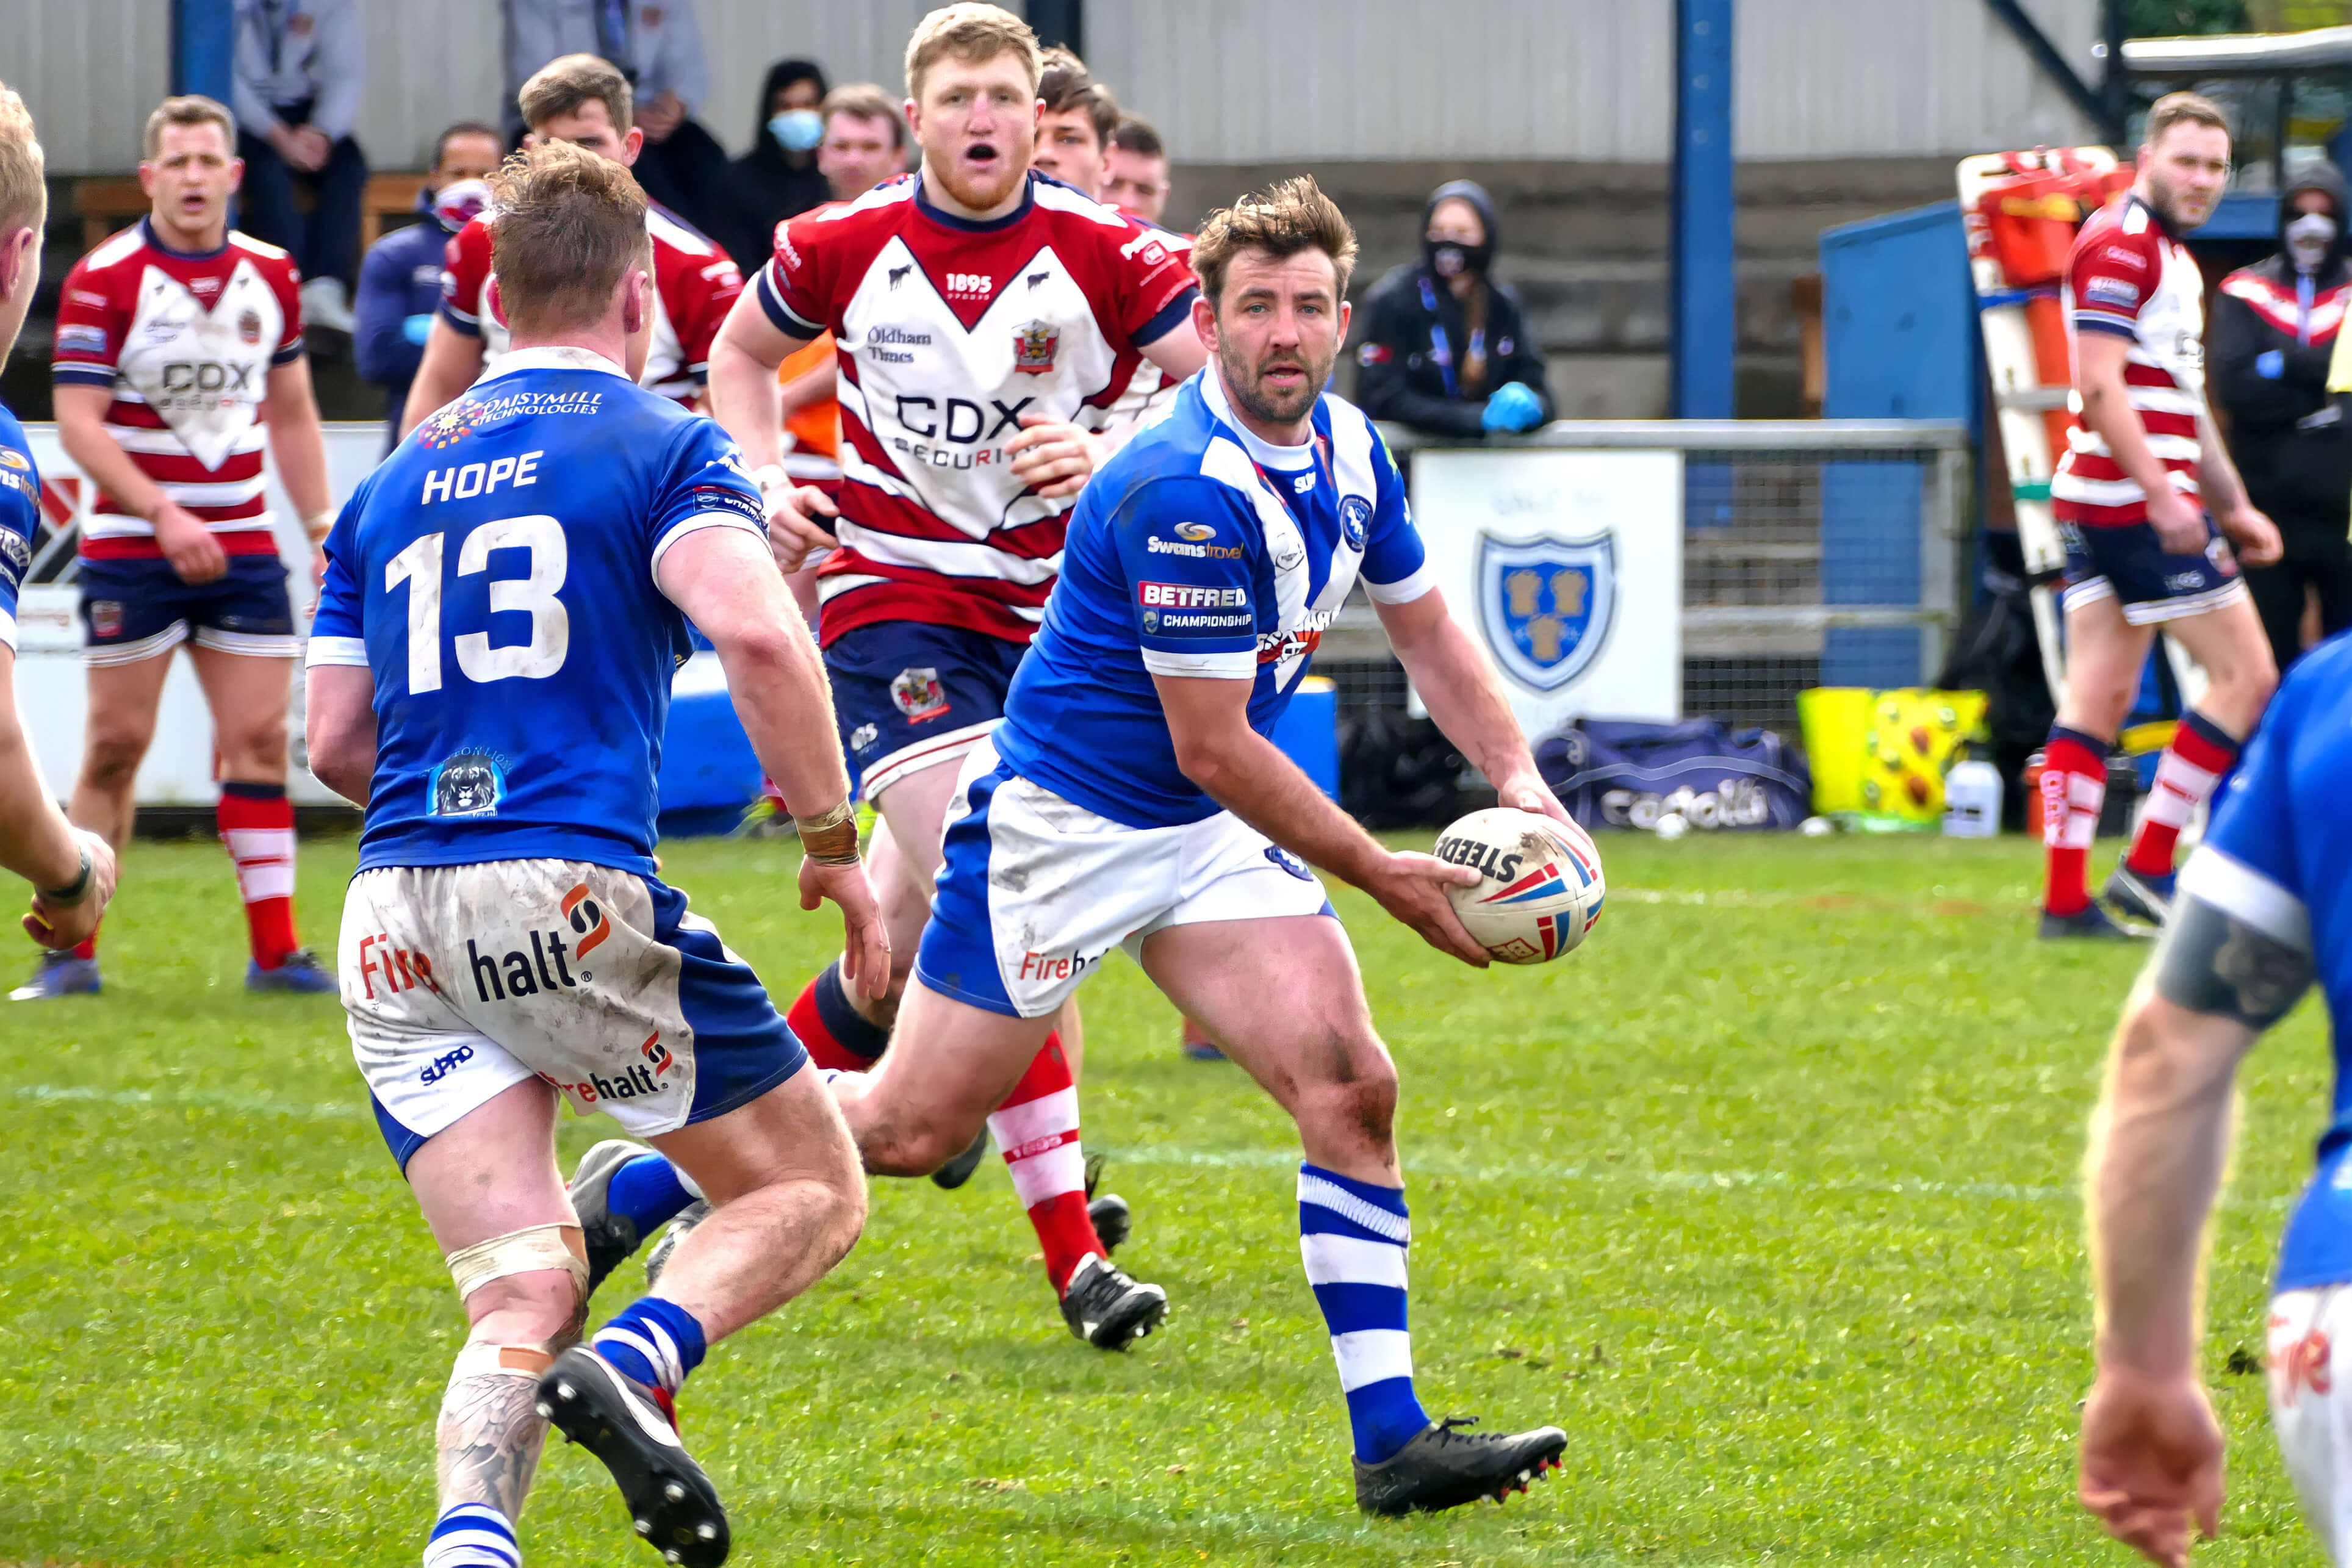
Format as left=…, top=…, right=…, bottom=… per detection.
left=307, top=347, right=766, bottom=877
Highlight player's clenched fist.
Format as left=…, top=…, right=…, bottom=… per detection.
left=752, top=463, right=839, bottom=574
left=1362, top=850, right=1490, bottom=969
left=1006, top=412, right=1106, bottom=500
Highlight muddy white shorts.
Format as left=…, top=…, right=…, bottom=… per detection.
left=2270, top=1285, right=2352, bottom=1561
left=341, top=858, right=806, bottom=1169
left=912, top=737, right=1336, bottom=1020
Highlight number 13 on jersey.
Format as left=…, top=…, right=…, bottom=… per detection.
left=384, top=515, right=570, bottom=694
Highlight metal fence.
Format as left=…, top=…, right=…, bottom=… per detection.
left=1338, top=420, right=1973, bottom=740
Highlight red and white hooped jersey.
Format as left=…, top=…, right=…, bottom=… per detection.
left=2052, top=193, right=2208, bottom=528
left=757, top=171, right=1198, bottom=646
left=438, top=202, right=743, bottom=405
left=51, top=220, right=304, bottom=560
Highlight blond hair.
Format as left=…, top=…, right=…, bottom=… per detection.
left=2146, top=91, right=2231, bottom=148
left=488, top=140, right=650, bottom=335
left=0, top=83, right=45, bottom=237
left=143, top=95, right=235, bottom=160
left=519, top=53, right=633, bottom=135
left=904, top=4, right=1041, bottom=104
left=821, top=83, right=906, bottom=150
left=1191, top=175, right=1359, bottom=306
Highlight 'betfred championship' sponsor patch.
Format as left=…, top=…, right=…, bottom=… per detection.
left=1137, top=580, right=1250, bottom=636
left=2085, top=276, right=2142, bottom=308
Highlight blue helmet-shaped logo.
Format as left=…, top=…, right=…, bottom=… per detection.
left=1476, top=531, right=1615, bottom=692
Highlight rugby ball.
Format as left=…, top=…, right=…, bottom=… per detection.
left=1434, top=807, right=1606, bottom=965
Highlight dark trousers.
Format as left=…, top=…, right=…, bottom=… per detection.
left=630, top=118, right=731, bottom=237
left=2243, top=507, right=2352, bottom=672
left=236, top=110, right=368, bottom=287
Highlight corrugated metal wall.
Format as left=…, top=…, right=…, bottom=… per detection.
left=17, top=0, right=2102, bottom=174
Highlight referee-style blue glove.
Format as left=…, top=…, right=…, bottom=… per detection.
left=1482, top=381, right=1544, bottom=433
left=403, top=313, right=433, bottom=346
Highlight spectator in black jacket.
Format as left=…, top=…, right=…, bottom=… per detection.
left=2211, top=161, right=2352, bottom=671
left=708, top=57, right=832, bottom=273
left=1353, top=179, right=1551, bottom=438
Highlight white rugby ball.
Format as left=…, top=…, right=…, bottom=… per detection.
left=1433, top=807, right=1606, bottom=965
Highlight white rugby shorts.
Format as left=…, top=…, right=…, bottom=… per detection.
left=342, top=858, right=806, bottom=1168
left=912, top=736, right=1336, bottom=1019
left=2271, top=1285, right=2352, bottom=1562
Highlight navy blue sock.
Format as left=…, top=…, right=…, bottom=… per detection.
left=1298, top=1163, right=1431, bottom=1464
left=606, top=1154, right=695, bottom=1235
left=592, top=1296, right=707, bottom=1396
left=813, top=959, right=890, bottom=1060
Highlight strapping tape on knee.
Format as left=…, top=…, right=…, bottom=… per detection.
left=447, top=1340, right=558, bottom=1384
left=443, top=1223, right=589, bottom=1304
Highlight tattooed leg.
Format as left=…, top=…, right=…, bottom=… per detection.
left=436, top=1348, right=555, bottom=1517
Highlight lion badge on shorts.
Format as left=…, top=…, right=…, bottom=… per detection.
left=890, top=667, right=951, bottom=723
left=90, top=600, right=124, bottom=638
left=431, top=750, right=505, bottom=818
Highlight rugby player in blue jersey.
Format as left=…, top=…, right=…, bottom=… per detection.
left=304, top=142, right=880, bottom=1568
left=0, top=85, right=116, bottom=951
left=829, top=176, right=1569, bottom=1514
left=2080, top=630, right=2352, bottom=1565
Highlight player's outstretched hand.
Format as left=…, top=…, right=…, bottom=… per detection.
left=23, top=829, right=118, bottom=952
left=2220, top=504, right=2283, bottom=568
left=756, top=469, right=840, bottom=574
left=2079, top=1365, right=2224, bottom=1568
left=154, top=503, right=229, bottom=585
left=1007, top=413, right=1106, bottom=500
left=2145, top=489, right=2207, bottom=559
left=798, top=854, right=892, bottom=1001
left=1364, top=849, right=1490, bottom=968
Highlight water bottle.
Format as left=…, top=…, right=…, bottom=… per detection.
left=1942, top=758, right=2003, bottom=838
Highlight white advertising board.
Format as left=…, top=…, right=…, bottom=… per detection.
left=13, top=422, right=389, bottom=807
left=1410, top=448, right=1683, bottom=736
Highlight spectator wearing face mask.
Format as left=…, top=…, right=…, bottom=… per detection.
left=1354, top=179, right=1552, bottom=439
left=710, top=57, right=832, bottom=273
left=2212, top=161, right=2352, bottom=671
left=351, top=121, right=502, bottom=451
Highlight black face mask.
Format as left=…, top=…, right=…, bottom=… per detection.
left=1426, top=236, right=1492, bottom=282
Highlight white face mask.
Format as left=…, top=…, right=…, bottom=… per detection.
left=2288, top=210, right=2337, bottom=274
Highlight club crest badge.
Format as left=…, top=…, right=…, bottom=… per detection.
left=1476, top=531, right=1615, bottom=692
left=238, top=308, right=263, bottom=345
left=890, top=667, right=951, bottom=722
left=1013, top=320, right=1059, bottom=375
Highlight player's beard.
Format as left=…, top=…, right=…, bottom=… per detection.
left=1221, top=338, right=1334, bottom=431
left=934, top=143, right=1028, bottom=213
left=2142, top=168, right=2211, bottom=230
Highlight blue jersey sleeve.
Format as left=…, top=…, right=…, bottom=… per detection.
left=0, top=430, right=37, bottom=652
left=306, top=483, right=370, bottom=669
left=2184, top=672, right=2314, bottom=951
left=1359, top=431, right=1433, bottom=604
left=1109, top=476, right=1262, bottom=680
left=648, top=417, right=766, bottom=580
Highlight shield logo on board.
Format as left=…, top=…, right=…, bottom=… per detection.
left=1476, top=531, right=1614, bottom=692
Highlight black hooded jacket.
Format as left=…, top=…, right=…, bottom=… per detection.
left=1352, top=179, right=1552, bottom=438
left=2210, top=161, right=2352, bottom=523
left=708, top=59, right=835, bottom=273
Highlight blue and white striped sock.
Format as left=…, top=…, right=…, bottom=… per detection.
left=591, top=1296, right=706, bottom=1397
left=1298, top=1162, right=1431, bottom=1464
left=422, top=1501, right=519, bottom=1568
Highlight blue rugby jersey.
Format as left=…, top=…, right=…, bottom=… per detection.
left=0, top=403, right=37, bottom=652
left=308, top=347, right=766, bottom=875
left=990, top=370, right=1432, bottom=829
left=2181, top=633, right=2352, bottom=1290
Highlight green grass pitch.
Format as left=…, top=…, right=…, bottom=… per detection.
left=0, top=830, right=2331, bottom=1566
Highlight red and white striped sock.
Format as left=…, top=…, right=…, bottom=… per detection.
left=218, top=782, right=299, bottom=969
left=987, top=1032, right=1104, bottom=1295
left=2040, top=729, right=2109, bottom=917
left=2125, top=710, right=2240, bottom=879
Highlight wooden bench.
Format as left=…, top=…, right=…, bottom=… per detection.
left=71, top=171, right=433, bottom=255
